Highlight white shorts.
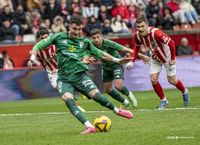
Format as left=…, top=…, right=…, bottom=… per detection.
left=47, top=73, right=58, bottom=89
left=149, top=59, right=176, bottom=76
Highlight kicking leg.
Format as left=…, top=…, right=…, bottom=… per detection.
left=88, top=89, right=133, bottom=119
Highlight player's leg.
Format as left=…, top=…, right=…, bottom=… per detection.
left=113, top=66, right=137, bottom=107
left=150, top=59, right=168, bottom=109
left=57, top=78, right=96, bottom=134
left=48, top=73, right=86, bottom=112
left=165, top=64, right=189, bottom=107
left=104, top=82, right=129, bottom=108
left=77, top=73, right=133, bottom=119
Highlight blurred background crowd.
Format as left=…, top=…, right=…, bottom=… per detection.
left=0, top=0, right=200, bottom=44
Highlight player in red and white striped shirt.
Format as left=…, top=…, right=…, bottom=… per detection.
left=28, top=29, right=86, bottom=112
left=126, top=16, right=189, bottom=109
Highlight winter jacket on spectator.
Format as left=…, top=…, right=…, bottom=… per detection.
left=111, top=0, right=130, bottom=22
left=0, top=20, right=16, bottom=41
left=85, top=16, right=102, bottom=36
left=42, top=1, right=61, bottom=23
left=98, top=5, right=112, bottom=23
left=176, top=37, right=193, bottom=55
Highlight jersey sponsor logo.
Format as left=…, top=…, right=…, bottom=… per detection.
left=61, top=50, right=78, bottom=57
left=68, top=46, right=76, bottom=52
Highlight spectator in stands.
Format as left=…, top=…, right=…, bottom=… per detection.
left=14, top=5, right=30, bottom=35
left=98, top=5, right=112, bottom=23
left=40, top=19, right=52, bottom=33
left=0, top=5, right=19, bottom=35
left=145, top=0, right=161, bottom=27
left=191, top=0, right=200, bottom=15
left=68, top=0, right=82, bottom=17
left=42, top=0, right=61, bottom=23
left=136, top=2, right=146, bottom=17
left=27, top=9, right=41, bottom=35
left=101, top=19, right=113, bottom=35
left=0, top=0, right=14, bottom=12
left=111, top=15, right=129, bottom=33
left=85, top=16, right=102, bottom=36
left=99, top=0, right=114, bottom=10
left=51, top=16, right=66, bottom=33
left=26, top=0, right=42, bottom=12
left=166, top=0, right=187, bottom=25
left=162, top=7, right=176, bottom=30
left=60, top=0, right=70, bottom=23
left=176, top=37, right=193, bottom=55
left=111, top=0, right=130, bottom=23
left=178, top=0, right=200, bottom=25
left=0, top=20, right=17, bottom=43
left=82, top=1, right=99, bottom=18
left=128, top=1, right=137, bottom=30
left=0, top=50, right=15, bottom=69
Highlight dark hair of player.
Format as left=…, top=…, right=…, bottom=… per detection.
left=69, top=15, right=83, bottom=26
left=36, top=28, right=49, bottom=39
left=136, top=15, right=148, bottom=24
left=91, top=28, right=102, bottom=36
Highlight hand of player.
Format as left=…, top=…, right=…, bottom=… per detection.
left=82, top=56, right=96, bottom=64
left=88, top=56, right=96, bottom=63
left=169, top=59, right=176, bottom=66
left=125, top=61, right=134, bottom=70
left=119, top=56, right=133, bottom=64
left=27, top=59, right=34, bottom=69
left=142, top=55, right=150, bottom=64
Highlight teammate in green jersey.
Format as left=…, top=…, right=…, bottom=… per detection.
left=90, top=28, right=150, bottom=108
left=29, top=16, right=133, bottom=134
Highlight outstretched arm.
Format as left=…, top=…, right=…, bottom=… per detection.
left=28, top=33, right=60, bottom=68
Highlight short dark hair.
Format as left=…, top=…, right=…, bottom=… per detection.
left=91, top=28, right=102, bottom=36
left=36, top=28, right=49, bottom=39
left=69, top=16, right=83, bottom=25
left=136, top=15, right=148, bottom=24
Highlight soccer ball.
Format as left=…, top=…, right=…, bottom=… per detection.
left=93, top=115, right=112, bottom=132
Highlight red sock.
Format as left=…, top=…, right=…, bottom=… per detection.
left=152, top=82, right=165, bottom=100
left=175, top=80, right=185, bottom=93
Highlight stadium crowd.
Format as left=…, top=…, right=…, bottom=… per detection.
left=0, top=0, right=199, bottom=43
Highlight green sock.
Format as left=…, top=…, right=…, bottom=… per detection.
left=93, top=92, right=115, bottom=110
left=108, top=89, right=125, bottom=103
left=118, top=86, right=129, bottom=96
left=65, top=98, right=87, bottom=124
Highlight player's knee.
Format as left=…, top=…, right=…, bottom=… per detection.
left=151, top=78, right=158, bottom=84
left=104, top=87, right=112, bottom=93
left=167, top=77, right=177, bottom=85
left=114, top=83, right=122, bottom=90
left=88, top=89, right=100, bottom=97
left=61, top=92, right=74, bottom=101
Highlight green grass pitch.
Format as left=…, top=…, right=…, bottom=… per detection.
left=0, top=87, right=200, bottom=145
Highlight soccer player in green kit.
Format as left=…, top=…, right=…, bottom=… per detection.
left=90, top=28, right=150, bottom=108
left=29, top=16, right=133, bottom=134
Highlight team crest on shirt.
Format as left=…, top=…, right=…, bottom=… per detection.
left=161, top=35, right=169, bottom=43
left=62, top=39, right=67, bottom=44
left=79, top=42, right=84, bottom=48
left=68, top=45, right=76, bottom=52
